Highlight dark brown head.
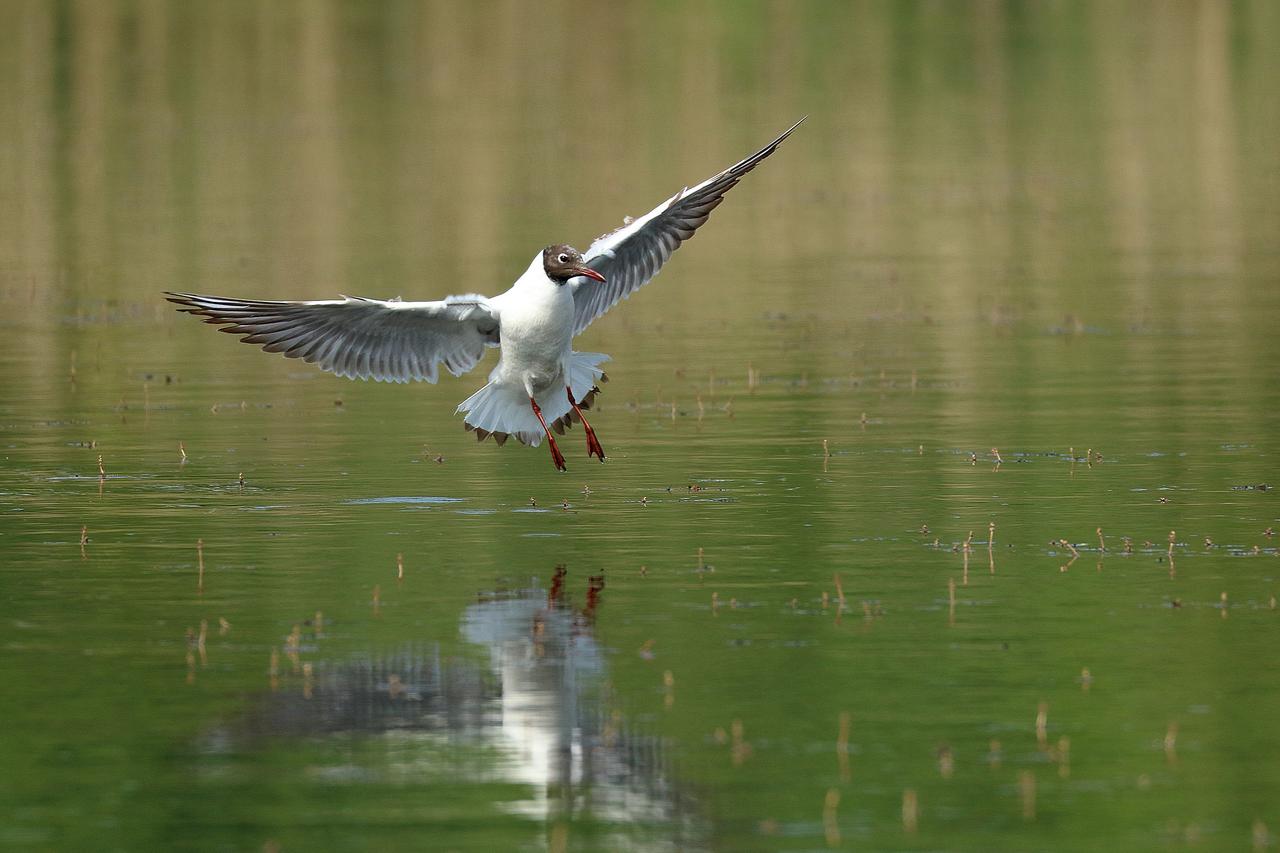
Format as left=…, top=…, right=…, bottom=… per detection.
left=543, top=244, right=606, bottom=285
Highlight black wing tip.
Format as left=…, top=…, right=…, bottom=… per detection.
left=165, top=291, right=224, bottom=308
left=165, top=292, right=233, bottom=320
left=164, top=291, right=254, bottom=320
left=743, top=116, right=806, bottom=166
left=164, top=292, right=206, bottom=313
left=778, top=115, right=808, bottom=140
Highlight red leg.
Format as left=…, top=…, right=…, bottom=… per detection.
left=567, top=387, right=606, bottom=461
left=530, top=397, right=567, bottom=471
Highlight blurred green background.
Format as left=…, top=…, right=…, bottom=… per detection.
left=1, top=1, right=1278, bottom=851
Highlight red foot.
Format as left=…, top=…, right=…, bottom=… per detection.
left=584, top=426, right=605, bottom=461
left=530, top=396, right=568, bottom=472
left=568, top=387, right=606, bottom=462
left=548, top=437, right=567, bottom=471
left=548, top=565, right=567, bottom=606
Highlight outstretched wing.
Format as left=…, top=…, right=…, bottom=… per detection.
left=569, top=117, right=804, bottom=336
left=166, top=292, right=500, bottom=383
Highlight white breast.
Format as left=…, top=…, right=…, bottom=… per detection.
left=490, top=255, right=576, bottom=385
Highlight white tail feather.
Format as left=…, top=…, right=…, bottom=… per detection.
left=457, top=352, right=609, bottom=447
left=566, top=351, right=609, bottom=402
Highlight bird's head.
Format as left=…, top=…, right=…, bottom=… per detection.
left=543, top=245, right=606, bottom=285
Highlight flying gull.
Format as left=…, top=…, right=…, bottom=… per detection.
left=167, top=118, right=804, bottom=471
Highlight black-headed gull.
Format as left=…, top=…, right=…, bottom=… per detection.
left=167, top=119, right=803, bottom=471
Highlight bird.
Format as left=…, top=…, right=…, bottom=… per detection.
left=166, top=118, right=804, bottom=471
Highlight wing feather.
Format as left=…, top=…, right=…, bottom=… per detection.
left=570, top=118, right=804, bottom=336
left=166, top=292, right=501, bottom=383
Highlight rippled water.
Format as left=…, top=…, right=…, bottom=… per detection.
left=2, top=2, right=1279, bottom=851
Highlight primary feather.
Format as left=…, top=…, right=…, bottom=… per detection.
left=165, top=292, right=500, bottom=383
left=570, top=117, right=805, bottom=336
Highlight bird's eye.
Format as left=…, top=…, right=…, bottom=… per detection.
left=557, top=253, right=569, bottom=264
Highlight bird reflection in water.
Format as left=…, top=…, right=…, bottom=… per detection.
left=462, top=565, right=616, bottom=820
left=225, top=565, right=697, bottom=846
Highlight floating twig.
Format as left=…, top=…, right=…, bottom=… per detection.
left=730, top=719, right=751, bottom=766
left=988, top=521, right=996, bottom=573
left=836, top=712, right=851, bottom=782
left=938, top=744, right=954, bottom=779
left=823, top=788, right=840, bottom=847
left=902, top=789, right=919, bottom=834
left=286, top=625, right=302, bottom=672
left=1019, top=772, right=1036, bottom=821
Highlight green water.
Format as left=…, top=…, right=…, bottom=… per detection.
left=2, top=1, right=1279, bottom=851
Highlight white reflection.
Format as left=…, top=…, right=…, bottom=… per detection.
left=463, top=570, right=654, bottom=824
left=220, top=567, right=699, bottom=849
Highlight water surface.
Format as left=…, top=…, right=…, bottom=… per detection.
left=2, top=2, right=1279, bottom=850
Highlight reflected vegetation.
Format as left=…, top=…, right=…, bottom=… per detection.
left=1, top=1, right=1279, bottom=851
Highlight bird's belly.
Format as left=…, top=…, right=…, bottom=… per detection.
left=495, top=304, right=573, bottom=394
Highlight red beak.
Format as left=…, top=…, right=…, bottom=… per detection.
left=572, top=266, right=606, bottom=283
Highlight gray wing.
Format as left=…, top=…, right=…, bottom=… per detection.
left=166, top=292, right=500, bottom=383
left=569, top=117, right=804, bottom=336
